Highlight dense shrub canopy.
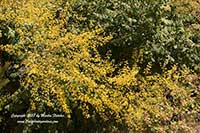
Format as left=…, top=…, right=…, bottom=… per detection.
left=0, top=0, right=199, bottom=132
left=69, top=0, right=200, bottom=72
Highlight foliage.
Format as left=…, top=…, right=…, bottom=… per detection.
left=69, top=0, right=200, bottom=72
left=0, top=0, right=199, bottom=132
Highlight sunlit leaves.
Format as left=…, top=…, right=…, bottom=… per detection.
left=0, top=0, right=199, bottom=132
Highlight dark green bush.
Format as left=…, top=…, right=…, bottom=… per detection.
left=68, top=0, right=200, bottom=72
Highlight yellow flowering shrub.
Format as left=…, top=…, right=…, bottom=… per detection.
left=0, top=0, right=199, bottom=132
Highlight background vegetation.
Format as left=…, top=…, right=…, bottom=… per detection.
left=0, top=0, right=199, bottom=132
